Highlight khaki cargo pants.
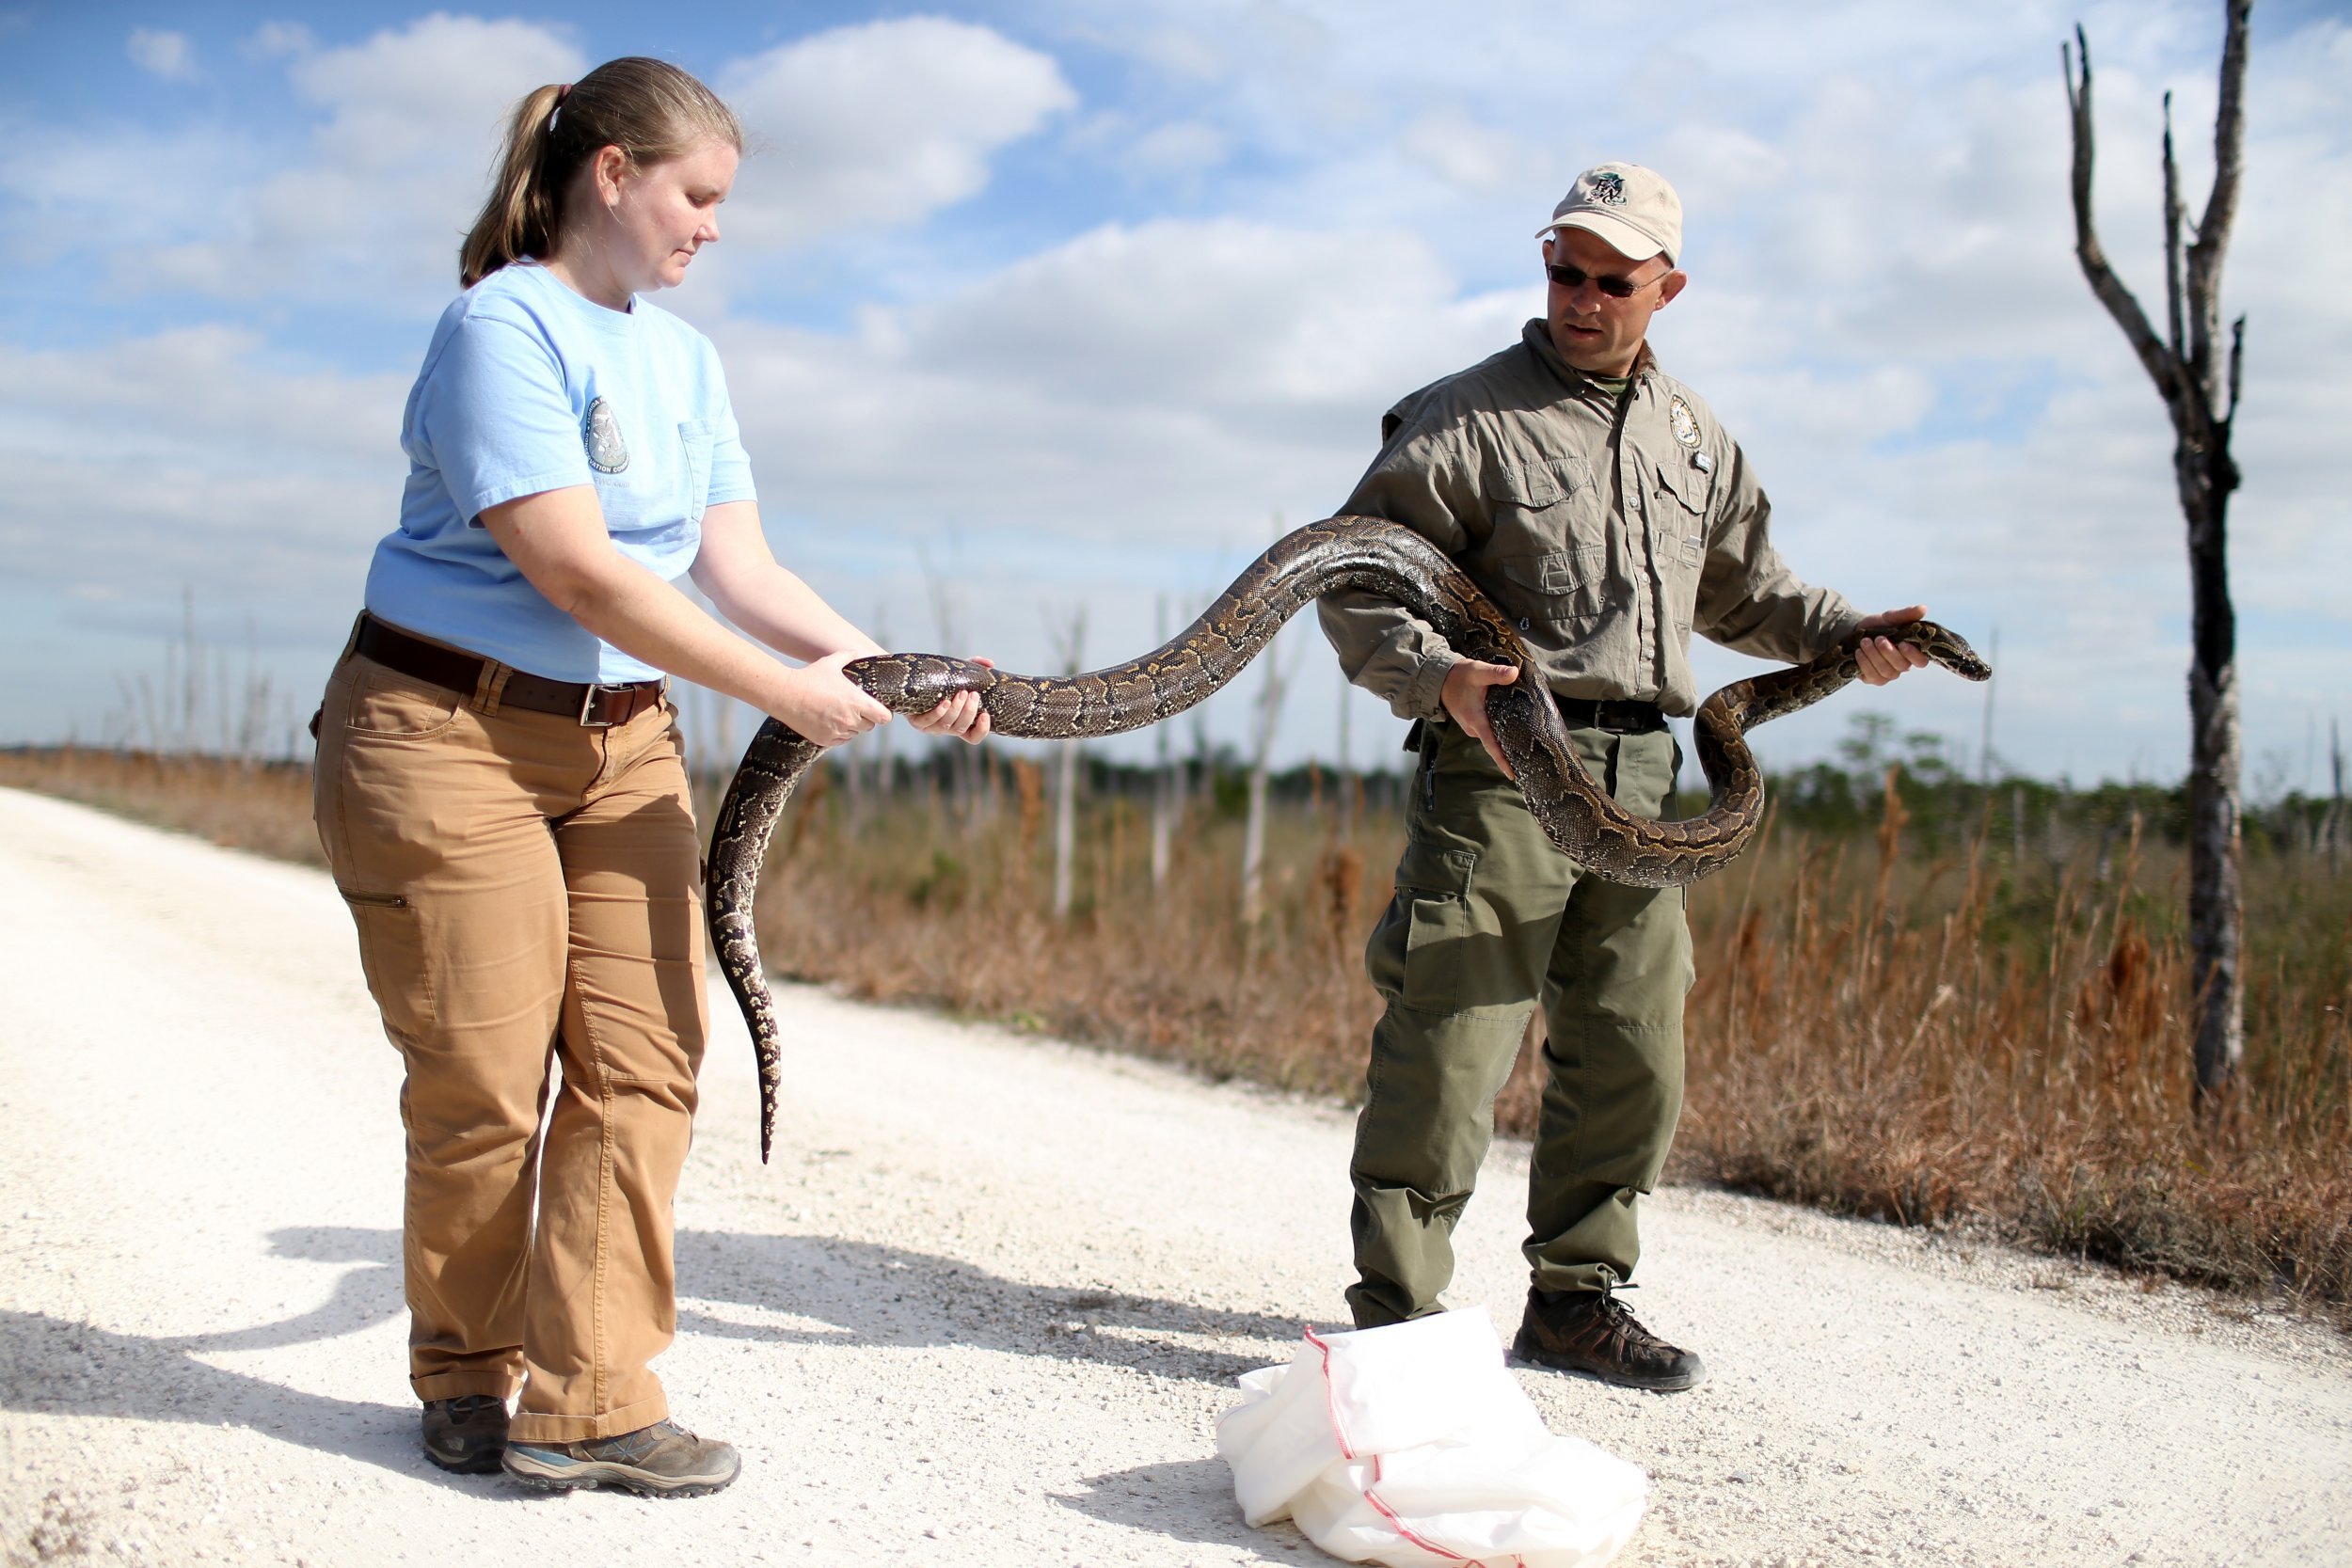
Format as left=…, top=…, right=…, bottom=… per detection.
left=1348, top=719, right=1692, bottom=1328
left=311, top=645, right=707, bottom=1443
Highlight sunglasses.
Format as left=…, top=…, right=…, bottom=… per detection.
left=1545, top=261, right=1667, bottom=299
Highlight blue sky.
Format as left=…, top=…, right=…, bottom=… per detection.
left=2, top=1, right=2346, bottom=790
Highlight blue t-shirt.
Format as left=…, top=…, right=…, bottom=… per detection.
left=364, top=261, right=757, bottom=683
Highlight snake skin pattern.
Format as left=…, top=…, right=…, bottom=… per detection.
left=706, top=515, right=1991, bottom=1161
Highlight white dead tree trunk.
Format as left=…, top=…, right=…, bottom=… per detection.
left=1240, top=635, right=1294, bottom=926
left=1049, top=608, right=1088, bottom=919
left=2063, top=0, right=2250, bottom=1105
left=1150, top=594, right=1178, bottom=892
left=921, top=556, right=983, bottom=837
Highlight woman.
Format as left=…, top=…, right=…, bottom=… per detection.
left=311, top=56, right=986, bottom=1498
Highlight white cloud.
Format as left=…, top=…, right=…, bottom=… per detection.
left=1122, top=120, right=1232, bottom=181
left=0, top=328, right=406, bottom=608
left=1399, top=109, right=1532, bottom=194
left=82, top=15, right=1073, bottom=311
left=707, top=217, right=1521, bottom=544
left=717, top=18, right=1075, bottom=252
left=245, top=21, right=314, bottom=59
left=126, top=26, right=195, bottom=81
left=119, top=15, right=583, bottom=309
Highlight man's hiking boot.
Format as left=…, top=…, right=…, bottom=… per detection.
left=1510, top=1287, right=1707, bottom=1391
left=501, top=1419, right=740, bottom=1497
left=421, top=1395, right=509, bottom=1474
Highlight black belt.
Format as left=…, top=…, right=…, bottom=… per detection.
left=354, top=614, right=666, bottom=728
left=1553, top=694, right=1668, bottom=735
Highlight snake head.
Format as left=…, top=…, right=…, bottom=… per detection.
left=1908, top=623, right=1994, bottom=683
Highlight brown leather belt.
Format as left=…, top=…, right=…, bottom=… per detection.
left=355, top=614, right=666, bottom=728
left=1554, top=694, right=1668, bottom=735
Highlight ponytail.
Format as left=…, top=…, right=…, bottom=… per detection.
left=459, top=84, right=565, bottom=289
left=457, top=58, right=742, bottom=289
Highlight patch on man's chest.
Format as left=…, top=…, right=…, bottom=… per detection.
left=584, top=397, right=629, bottom=474
left=1668, top=394, right=1701, bottom=449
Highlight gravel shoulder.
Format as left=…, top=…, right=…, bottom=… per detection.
left=2, top=785, right=2347, bottom=1568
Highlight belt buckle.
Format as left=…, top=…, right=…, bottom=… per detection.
left=579, top=683, right=626, bottom=728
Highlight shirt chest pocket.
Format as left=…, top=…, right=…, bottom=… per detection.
left=1649, top=455, right=1713, bottom=570
left=1497, top=546, right=1606, bottom=628
left=1486, top=455, right=1605, bottom=627
left=1488, top=454, right=1597, bottom=533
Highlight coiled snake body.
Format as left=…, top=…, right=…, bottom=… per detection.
left=707, top=515, right=1990, bottom=1160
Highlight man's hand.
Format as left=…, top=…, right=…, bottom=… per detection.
left=1854, top=605, right=1931, bottom=687
left=1440, top=658, right=1521, bottom=778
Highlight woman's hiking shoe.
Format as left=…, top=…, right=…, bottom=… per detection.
left=1510, top=1287, right=1708, bottom=1391
left=421, top=1395, right=510, bottom=1474
left=501, top=1419, right=741, bottom=1497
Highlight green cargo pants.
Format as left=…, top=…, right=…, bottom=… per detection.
left=1348, top=717, right=1693, bottom=1328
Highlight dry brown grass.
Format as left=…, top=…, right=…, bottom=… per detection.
left=1674, top=784, right=2351, bottom=1310
left=9, top=745, right=2345, bottom=1317
left=751, top=760, right=2352, bottom=1317
left=0, top=747, right=323, bottom=866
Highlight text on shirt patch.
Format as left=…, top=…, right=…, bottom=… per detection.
left=584, top=397, right=630, bottom=474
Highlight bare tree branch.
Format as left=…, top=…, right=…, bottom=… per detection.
left=2186, top=0, right=2253, bottom=408
left=2226, top=312, right=2246, bottom=426
left=2163, top=93, right=2186, bottom=362
left=2063, top=27, right=2181, bottom=403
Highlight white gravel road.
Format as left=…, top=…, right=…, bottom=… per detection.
left=2, top=784, right=2347, bottom=1568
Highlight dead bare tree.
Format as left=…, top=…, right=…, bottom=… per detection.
left=1150, top=594, right=1179, bottom=892
left=1240, top=634, right=1294, bottom=927
left=2062, top=0, right=2251, bottom=1104
left=1047, top=607, right=1088, bottom=920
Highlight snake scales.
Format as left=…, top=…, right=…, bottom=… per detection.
left=706, top=515, right=1991, bottom=1161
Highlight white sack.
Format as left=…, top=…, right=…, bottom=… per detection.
left=1215, top=1308, right=1647, bottom=1568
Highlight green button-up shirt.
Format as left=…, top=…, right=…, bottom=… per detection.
left=1317, top=320, right=1863, bottom=721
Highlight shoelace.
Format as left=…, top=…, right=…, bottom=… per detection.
left=1591, top=1293, right=1673, bottom=1356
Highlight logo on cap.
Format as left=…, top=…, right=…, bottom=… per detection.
left=1591, top=171, right=1627, bottom=206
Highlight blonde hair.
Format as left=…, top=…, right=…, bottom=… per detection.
left=458, top=56, right=741, bottom=289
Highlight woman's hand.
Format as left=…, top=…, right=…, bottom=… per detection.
left=906, top=657, right=993, bottom=745
left=773, top=652, right=893, bottom=747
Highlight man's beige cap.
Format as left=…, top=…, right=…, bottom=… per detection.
left=1537, top=163, right=1682, bottom=265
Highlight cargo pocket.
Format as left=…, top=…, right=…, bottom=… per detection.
left=339, top=888, right=437, bottom=1038
left=1365, top=839, right=1478, bottom=1014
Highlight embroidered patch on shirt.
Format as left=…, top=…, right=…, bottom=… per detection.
left=584, top=397, right=629, bottom=474
left=1668, top=393, right=1701, bottom=449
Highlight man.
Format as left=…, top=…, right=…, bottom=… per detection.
left=1317, top=163, right=1926, bottom=1390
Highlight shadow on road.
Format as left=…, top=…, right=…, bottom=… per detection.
left=1053, top=1456, right=1307, bottom=1554
left=0, top=1307, right=440, bottom=1484
left=2, top=1223, right=1305, bottom=1487
left=672, top=1227, right=1305, bottom=1386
